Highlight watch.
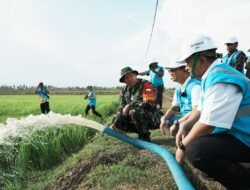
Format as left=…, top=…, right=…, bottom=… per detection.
left=178, top=141, right=186, bottom=151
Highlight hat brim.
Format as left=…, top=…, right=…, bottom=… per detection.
left=176, top=56, right=188, bottom=63
left=165, top=63, right=186, bottom=69
left=224, top=42, right=237, bottom=45
left=119, top=70, right=138, bottom=83
left=177, top=47, right=218, bottom=63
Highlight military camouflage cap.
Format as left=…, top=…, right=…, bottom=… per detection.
left=119, top=67, right=138, bottom=83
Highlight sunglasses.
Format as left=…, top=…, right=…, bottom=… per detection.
left=226, top=43, right=235, bottom=46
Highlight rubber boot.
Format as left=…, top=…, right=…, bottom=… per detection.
left=138, top=132, right=151, bottom=142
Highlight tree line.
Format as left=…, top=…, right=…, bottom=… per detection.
left=0, top=85, right=121, bottom=95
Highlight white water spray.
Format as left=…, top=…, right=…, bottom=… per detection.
left=0, top=112, right=105, bottom=144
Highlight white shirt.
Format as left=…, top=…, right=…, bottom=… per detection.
left=172, top=77, right=201, bottom=107
left=198, top=59, right=243, bottom=129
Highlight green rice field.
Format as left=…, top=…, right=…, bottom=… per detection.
left=0, top=95, right=119, bottom=189
left=0, top=95, right=119, bottom=123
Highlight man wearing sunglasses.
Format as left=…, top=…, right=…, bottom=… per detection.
left=221, top=36, right=246, bottom=73
left=175, top=35, right=250, bottom=189
left=159, top=59, right=201, bottom=137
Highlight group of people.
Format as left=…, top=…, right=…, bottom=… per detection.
left=34, top=35, right=250, bottom=189
left=35, top=83, right=104, bottom=122
left=111, top=35, right=250, bottom=189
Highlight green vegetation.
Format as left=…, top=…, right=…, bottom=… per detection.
left=0, top=95, right=118, bottom=123
left=0, top=85, right=121, bottom=95
left=0, top=125, right=96, bottom=189
left=0, top=95, right=119, bottom=189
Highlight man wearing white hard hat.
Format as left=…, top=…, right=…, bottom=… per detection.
left=159, top=58, right=201, bottom=137
left=221, top=36, right=246, bottom=73
left=175, top=35, right=250, bottom=189
left=245, top=48, right=250, bottom=79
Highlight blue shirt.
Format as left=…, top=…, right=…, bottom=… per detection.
left=87, top=90, right=97, bottom=106
left=36, top=88, right=49, bottom=103
left=145, top=66, right=164, bottom=87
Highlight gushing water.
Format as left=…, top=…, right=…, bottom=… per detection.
left=0, top=112, right=104, bottom=144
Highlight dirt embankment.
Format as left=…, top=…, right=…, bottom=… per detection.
left=44, top=153, right=117, bottom=190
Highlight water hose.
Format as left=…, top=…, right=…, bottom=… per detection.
left=68, top=117, right=194, bottom=189
left=103, top=127, right=194, bottom=190
left=2, top=113, right=194, bottom=189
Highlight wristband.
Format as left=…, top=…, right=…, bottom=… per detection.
left=178, top=141, right=186, bottom=151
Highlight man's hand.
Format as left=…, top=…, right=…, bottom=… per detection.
left=170, top=124, right=179, bottom=137
left=175, top=148, right=185, bottom=163
left=159, top=116, right=167, bottom=135
left=175, top=126, right=185, bottom=147
left=122, top=104, right=130, bottom=116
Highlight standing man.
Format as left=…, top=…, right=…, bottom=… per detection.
left=139, top=62, right=164, bottom=109
left=221, top=36, right=246, bottom=73
left=35, top=82, right=50, bottom=114
left=175, top=35, right=250, bottom=189
left=160, top=60, right=201, bottom=136
left=245, top=48, right=250, bottom=79
left=111, top=67, right=163, bottom=142
left=84, top=85, right=104, bottom=122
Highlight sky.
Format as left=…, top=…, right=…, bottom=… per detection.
left=0, top=0, right=249, bottom=88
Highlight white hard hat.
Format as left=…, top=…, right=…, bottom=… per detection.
left=225, top=36, right=238, bottom=44
left=165, top=56, right=186, bottom=69
left=177, top=35, right=217, bottom=63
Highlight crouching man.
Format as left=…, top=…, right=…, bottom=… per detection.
left=175, top=35, right=250, bottom=189
left=160, top=59, right=201, bottom=136
left=111, top=67, right=163, bottom=142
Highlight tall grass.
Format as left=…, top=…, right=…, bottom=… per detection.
left=0, top=95, right=119, bottom=189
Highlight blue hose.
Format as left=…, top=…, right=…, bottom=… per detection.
left=103, top=127, right=194, bottom=190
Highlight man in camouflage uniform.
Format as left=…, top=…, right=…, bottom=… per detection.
left=111, top=67, right=163, bottom=142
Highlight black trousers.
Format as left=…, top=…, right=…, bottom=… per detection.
left=40, top=102, right=50, bottom=114
left=186, top=133, right=250, bottom=190
left=85, top=104, right=102, bottom=118
left=155, top=85, right=164, bottom=109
